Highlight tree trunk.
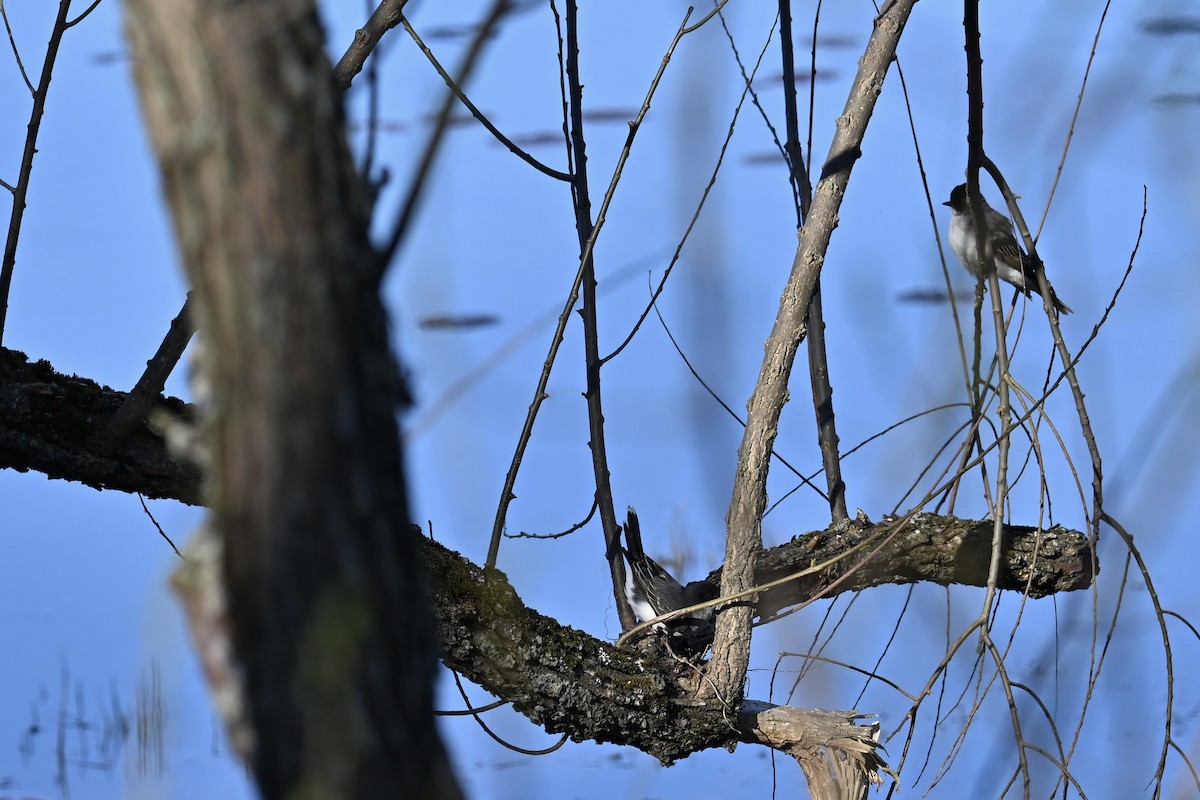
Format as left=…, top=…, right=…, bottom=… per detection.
left=121, top=2, right=460, bottom=797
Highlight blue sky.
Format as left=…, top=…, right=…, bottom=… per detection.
left=2, top=1, right=1198, bottom=797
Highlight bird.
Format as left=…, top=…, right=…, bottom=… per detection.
left=620, top=507, right=717, bottom=658
left=943, top=183, right=1072, bottom=315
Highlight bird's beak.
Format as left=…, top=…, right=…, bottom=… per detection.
left=941, top=200, right=952, bottom=207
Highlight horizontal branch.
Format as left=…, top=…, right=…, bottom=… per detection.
left=0, top=347, right=200, bottom=504
left=1, top=349, right=1094, bottom=771
left=0, top=350, right=1094, bottom=610
left=422, top=512, right=1090, bottom=771
left=716, top=512, right=1096, bottom=620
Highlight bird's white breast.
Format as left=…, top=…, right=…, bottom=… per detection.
left=948, top=214, right=983, bottom=277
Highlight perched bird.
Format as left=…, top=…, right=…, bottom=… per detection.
left=621, top=507, right=717, bottom=658
left=943, top=183, right=1071, bottom=315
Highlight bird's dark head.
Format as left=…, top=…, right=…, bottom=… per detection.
left=944, top=183, right=968, bottom=212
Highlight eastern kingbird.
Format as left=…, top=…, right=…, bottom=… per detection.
left=944, top=183, right=1072, bottom=315
left=621, top=507, right=717, bottom=658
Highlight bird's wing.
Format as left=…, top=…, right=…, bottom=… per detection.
left=623, top=507, right=688, bottom=620
left=680, top=580, right=717, bottom=620
left=985, top=217, right=1038, bottom=294
left=628, top=556, right=685, bottom=618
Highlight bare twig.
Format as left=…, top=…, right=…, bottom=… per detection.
left=964, top=0, right=1014, bottom=650
left=380, top=3, right=537, bottom=277
left=0, top=0, right=34, bottom=92
left=64, top=0, right=104, bottom=28
left=393, top=12, right=568, bottom=184
left=137, top=493, right=182, bottom=558
left=486, top=9, right=702, bottom=580
left=603, top=14, right=775, bottom=365
left=446, top=669, right=568, bottom=755
left=405, top=248, right=669, bottom=437
left=1036, top=0, right=1113, bottom=240
left=0, top=0, right=72, bottom=348
left=105, top=293, right=194, bottom=445
left=332, top=0, right=409, bottom=90
left=505, top=497, right=597, bottom=540
left=652, top=296, right=830, bottom=504
left=1103, top=513, right=1174, bottom=797
left=780, top=0, right=848, bottom=523
left=982, top=159, right=1105, bottom=546
left=560, top=0, right=622, bottom=628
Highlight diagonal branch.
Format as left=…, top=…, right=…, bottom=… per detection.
left=332, top=0, right=409, bottom=90
left=105, top=292, right=194, bottom=446
left=393, top=11, right=570, bottom=185
left=778, top=0, right=848, bottom=525
left=378, top=2, right=532, bottom=275
left=709, top=0, right=919, bottom=704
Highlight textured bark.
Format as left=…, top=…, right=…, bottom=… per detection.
left=121, top=1, right=459, bottom=798
left=718, top=513, right=1095, bottom=620
left=0, top=347, right=200, bottom=503
left=423, top=535, right=734, bottom=764
left=0, top=340, right=1094, bottom=777
left=713, top=0, right=920, bottom=706
left=739, top=702, right=891, bottom=799
left=427, top=533, right=892, bottom=782
left=172, top=523, right=889, bottom=779
left=332, top=0, right=408, bottom=89
left=105, top=293, right=194, bottom=446
left=0, top=350, right=1095, bottom=610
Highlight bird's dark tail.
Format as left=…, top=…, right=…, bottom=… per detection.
left=622, top=507, right=645, bottom=562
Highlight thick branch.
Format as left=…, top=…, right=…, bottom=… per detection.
left=0, top=354, right=1094, bottom=610
left=424, top=535, right=731, bottom=763
left=175, top=519, right=890, bottom=783
left=0, top=346, right=200, bottom=503
left=712, top=513, right=1095, bottom=620
left=0, top=351, right=1094, bottom=609
left=0, top=348, right=1092, bottom=775
left=425, top=532, right=887, bottom=783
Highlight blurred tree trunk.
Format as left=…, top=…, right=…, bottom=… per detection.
left=121, top=1, right=460, bottom=797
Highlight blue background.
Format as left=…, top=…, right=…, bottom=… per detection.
left=1, top=1, right=1197, bottom=797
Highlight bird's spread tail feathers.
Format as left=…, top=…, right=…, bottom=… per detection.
left=620, top=507, right=716, bottom=658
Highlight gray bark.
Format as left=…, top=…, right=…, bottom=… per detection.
left=120, top=1, right=460, bottom=797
